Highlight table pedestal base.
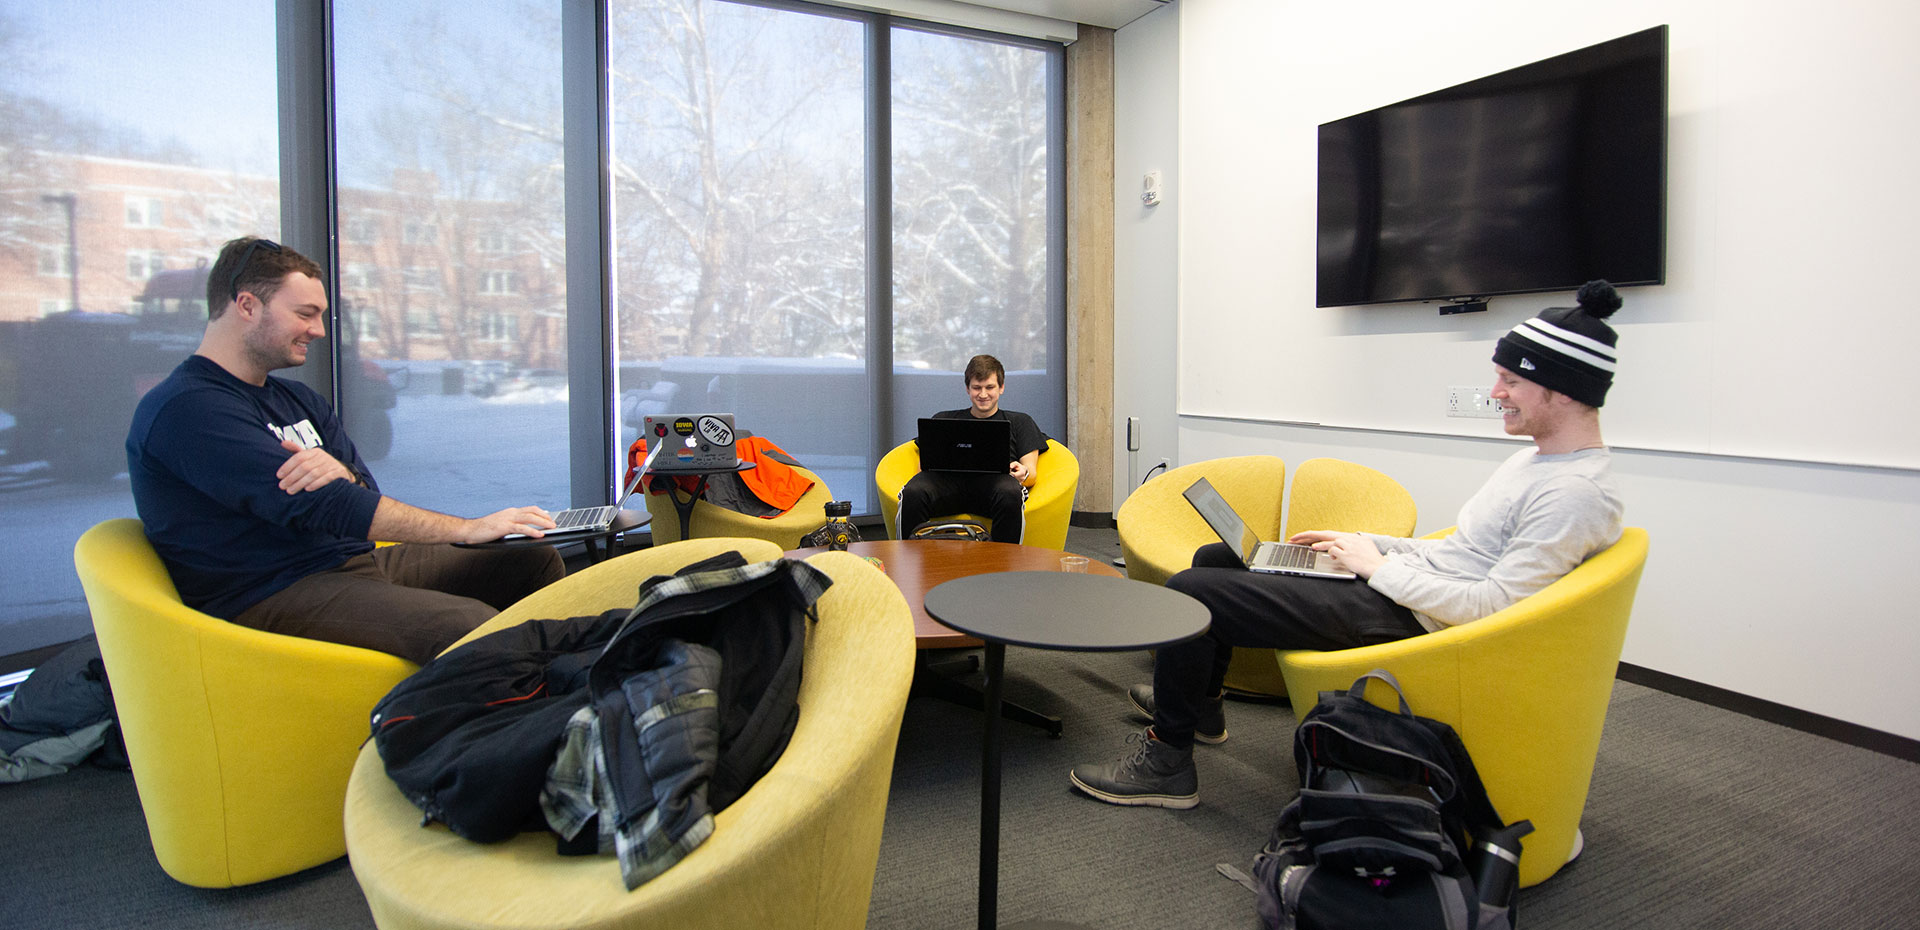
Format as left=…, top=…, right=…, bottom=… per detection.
left=913, top=651, right=1063, bottom=737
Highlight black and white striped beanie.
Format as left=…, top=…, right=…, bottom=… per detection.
left=1491, top=280, right=1622, bottom=408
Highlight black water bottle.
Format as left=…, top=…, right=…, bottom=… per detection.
left=1471, top=819, right=1534, bottom=915
left=823, top=500, right=855, bottom=551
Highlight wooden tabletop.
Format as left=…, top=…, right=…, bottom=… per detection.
left=783, top=539, right=1123, bottom=648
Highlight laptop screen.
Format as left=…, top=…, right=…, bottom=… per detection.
left=917, top=417, right=1011, bottom=473
left=1182, top=477, right=1264, bottom=563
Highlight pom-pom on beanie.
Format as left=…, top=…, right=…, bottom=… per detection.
left=1491, top=280, right=1623, bottom=407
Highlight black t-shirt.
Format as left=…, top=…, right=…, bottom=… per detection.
left=929, top=408, right=1048, bottom=464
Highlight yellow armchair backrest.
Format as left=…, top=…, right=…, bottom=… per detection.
left=642, top=464, right=836, bottom=550
left=1115, top=455, right=1288, bottom=587
left=1281, top=457, right=1418, bottom=539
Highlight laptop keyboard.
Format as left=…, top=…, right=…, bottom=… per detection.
left=1258, top=543, right=1319, bottom=569
left=551, top=505, right=616, bottom=530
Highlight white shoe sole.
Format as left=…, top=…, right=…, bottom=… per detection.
left=1068, top=771, right=1200, bottom=809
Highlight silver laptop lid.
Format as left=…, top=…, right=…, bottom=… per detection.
left=1181, top=477, right=1265, bottom=566
left=644, top=413, right=737, bottom=469
left=613, top=458, right=648, bottom=507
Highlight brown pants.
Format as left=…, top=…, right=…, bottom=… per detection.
left=232, top=543, right=566, bottom=664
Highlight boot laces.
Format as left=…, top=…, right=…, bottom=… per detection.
left=1121, top=729, right=1158, bottom=767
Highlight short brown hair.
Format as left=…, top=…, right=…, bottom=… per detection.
left=963, top=354, right=1005, bottom=387
left=207, top=236, right=324, bottom=319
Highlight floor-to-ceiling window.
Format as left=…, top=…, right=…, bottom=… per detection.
left=890, top=23, right=1060, bottom=456
left=333, top=1, right=571, bottom=516
left=0, top=0, right=1065, bottom=664
left=0, top=0, right=280, bottom=659
left=609, top=0, right=869, bottom=505
left=609, top=0, right=1064, bottom=514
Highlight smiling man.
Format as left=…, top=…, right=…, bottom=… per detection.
left=1070, top=281, right=1628, bottom=810
left=125, top=236, right=564, bottom=664
left=896, top=354, right=1046, bottom=544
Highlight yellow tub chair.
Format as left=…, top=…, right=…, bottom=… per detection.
left=1278, top=526, right=1649, bottom=888
left=72, top=518, right=418, bottom=887
left=344, top=538, right=917, bottom=930
left=874, top=437, right=1080, bottom=551
left=1116, top=455, right=1288, bottom=695
left=643, top=464, right=836, bottom=550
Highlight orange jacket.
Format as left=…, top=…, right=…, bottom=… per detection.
left=625, top=434, right=814, bottom=517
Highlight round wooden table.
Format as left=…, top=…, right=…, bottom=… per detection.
left=784, top=538, right=1124, bottom=648
left=785, top=539, right=1125, bottom=737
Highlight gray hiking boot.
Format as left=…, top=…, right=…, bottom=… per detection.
left=1068, top=729, right=1199, bottom=809
left=1126, top=683, right=1228, bottom=744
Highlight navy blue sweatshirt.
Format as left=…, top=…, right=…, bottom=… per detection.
left=126, top=355, right=383, bottom=618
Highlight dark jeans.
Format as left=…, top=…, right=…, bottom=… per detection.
left=232, top=542, right=566, bottom=664
left=1153, top=542, right=1424, bottom=748
left=897, top=470, right=1028, bottom=544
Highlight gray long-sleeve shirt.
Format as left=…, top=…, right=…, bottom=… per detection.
left=1363, top=446, right=1623, bottom=632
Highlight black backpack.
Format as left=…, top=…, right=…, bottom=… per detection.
left=372, top=552, right=824, bottom=848
left=1220, top=670, right=1533, bottom=930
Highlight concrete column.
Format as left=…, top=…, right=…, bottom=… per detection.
left=1066, top=27, right=1115, bottom=524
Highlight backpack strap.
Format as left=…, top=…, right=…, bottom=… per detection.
left=1349, top=668, right=1521, bottom=844
left=1428, top=719, right=1506, bottom=837
left=1214, top=862, right=1261, bottom=894
left=1346, top=668, right=1414, bottom=717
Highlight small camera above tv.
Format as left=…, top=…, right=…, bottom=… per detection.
left=1316, top=25, right=1668, bottom=309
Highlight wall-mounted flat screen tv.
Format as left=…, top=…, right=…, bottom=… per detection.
left=1316, top=25, right=1668, bottom=309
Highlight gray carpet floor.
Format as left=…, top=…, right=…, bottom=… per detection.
left=5, top=527, right=1918, bottom=928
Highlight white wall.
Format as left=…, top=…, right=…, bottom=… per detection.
left=1115, top=0, right=1920, bottom=741
left=1111, top=1, right=1182, bottom=504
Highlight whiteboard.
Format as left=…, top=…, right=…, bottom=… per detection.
left=1176, top=0, right=1920, bottom=471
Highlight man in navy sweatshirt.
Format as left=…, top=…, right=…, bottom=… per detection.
left=125, top=236, right=564, bottom=664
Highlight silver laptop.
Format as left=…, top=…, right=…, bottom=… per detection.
left=644, top=413, right=738, bottom=470
left=1181, top=477, right=1356, bottom=580
left=506, top=465, right=648, bottom=539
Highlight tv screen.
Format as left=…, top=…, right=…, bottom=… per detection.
left=1316, top=26, right=1668, bottom=308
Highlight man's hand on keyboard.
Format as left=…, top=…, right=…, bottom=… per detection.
left=1290, top=530, right=1385, bottom=580
left=470, top=506, right=558, bottom=543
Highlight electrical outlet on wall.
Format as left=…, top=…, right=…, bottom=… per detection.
left=1446, top=385, right=1504, bottom=419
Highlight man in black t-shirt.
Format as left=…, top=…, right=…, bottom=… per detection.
left=898, top=354, right=1046, bottom=544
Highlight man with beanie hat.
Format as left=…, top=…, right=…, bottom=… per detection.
left=1070, top=281, right=1626, bottom=810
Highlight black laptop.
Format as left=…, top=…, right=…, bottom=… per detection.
left=916, top=417, right=1010, bottom=474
